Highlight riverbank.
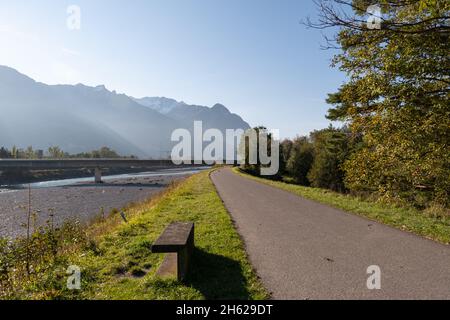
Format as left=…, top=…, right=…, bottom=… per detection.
left=0, top=169, right=268, bottom=300
left=0, top=167, right=160, bottom=185
left=0, top=168, right=201, bottom=239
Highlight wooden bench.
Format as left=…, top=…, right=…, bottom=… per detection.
left=151, top=222, right=194, bottom=281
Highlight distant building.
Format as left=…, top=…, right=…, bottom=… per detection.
left=36, top=150, right=44, bottom=159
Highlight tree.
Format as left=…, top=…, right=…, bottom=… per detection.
left=309, top=0, right=450, bottom=206
left=307, top=126, right=352, bottom=192
left=95, top=147, right=120, bottom=158
left=280, top=139, right=294, bottom=175
left=239, top=126, right=277, bottom=177
left=11, top=146, right=18, bottom=159
left=0, top=147, right=10, bottom=159
left=47, top=146, right=65, bottom=159
left=286, top=137, right=314, bottom=185
left=25, top=146, right=35, bottom=159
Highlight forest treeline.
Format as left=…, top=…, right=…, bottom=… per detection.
left=244, top=0, right=449, bottom=210
left=0, top=146, right=133, bottom=160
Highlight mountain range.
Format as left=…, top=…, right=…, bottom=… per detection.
left=0, top=66, right=250, bottom=158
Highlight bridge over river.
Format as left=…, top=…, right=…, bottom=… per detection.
left=0, top=159, right=204, bottom=183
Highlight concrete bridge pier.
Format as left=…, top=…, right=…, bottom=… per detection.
left=95, top=167, right=103, bottom=184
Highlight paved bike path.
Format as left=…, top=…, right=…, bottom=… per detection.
left=211, top=168, right=450, bottom=299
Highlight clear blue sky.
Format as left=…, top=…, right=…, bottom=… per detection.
left=0, top=0, right=345, bottom=138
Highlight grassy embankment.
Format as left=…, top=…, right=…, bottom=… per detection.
left=0, top=170, right=268, bottom=300
left=233, top=168, right=450, bottom=245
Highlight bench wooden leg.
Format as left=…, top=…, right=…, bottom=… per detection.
left=156, top=249, right=190, bottom=281
left=177, top=227, right=194, bottom=281
left=177, top=247, right=188, bottom=280
left=156, top=253, right=178, bottom=279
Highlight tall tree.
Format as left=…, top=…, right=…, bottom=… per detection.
left=286, top=137, right=314, bottom=185
left=239, top=126, right=276, bottom=176
left=11, top=146, right=18, bottom=159
left=47, top=146, right=65, bottom=159
left=0, top=147, right=10, bottom=159
left=307, top=126, right=352, bottom=192
left=25, top=146, right=35, bottom=159
left=280, top=139, right=294, bottom=175
left=310, top=0, right=450, bottom=206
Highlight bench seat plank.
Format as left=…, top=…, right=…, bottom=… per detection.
left=152, top=222, right=194, bottom=253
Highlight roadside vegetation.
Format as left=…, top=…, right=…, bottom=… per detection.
left=244, top=0, right=449, bottom=210
left=307, top=0, right=449, bottom=210
left=234, top=167, right=450, bottom=245
left=238, top=0, right=449, bottom=243
left=0, top=170, right=268, bottom=300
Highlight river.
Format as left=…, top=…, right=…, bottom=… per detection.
left=0, top=167, right=209, bottom=239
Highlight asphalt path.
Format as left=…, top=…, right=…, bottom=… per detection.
left=211, top=168, right=450, bottom=300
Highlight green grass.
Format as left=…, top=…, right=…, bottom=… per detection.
left=233, top=168, right=450, bottom=245
left=1, top=170, right=268, bottom=300
left=80, top=172, right=268, bottom=299
left=68, top=170, right=268, bottom=300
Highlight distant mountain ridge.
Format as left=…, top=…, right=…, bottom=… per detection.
left=0, top=66, right=250, bottom=158
left=132, top=97, right=249, bottom=132
left=132, top=97, right=180, bottom=114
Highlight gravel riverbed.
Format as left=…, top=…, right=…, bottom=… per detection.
left=0, top=170, right=197, bottom=239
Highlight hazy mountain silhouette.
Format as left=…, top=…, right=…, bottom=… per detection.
left=0, top=66, right=250, bottom=158
left=133, top=97, right=250, bottom=132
